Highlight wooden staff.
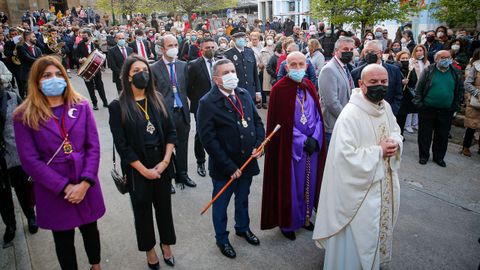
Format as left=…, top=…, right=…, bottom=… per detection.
left=200, top=124, right=281, bottom=215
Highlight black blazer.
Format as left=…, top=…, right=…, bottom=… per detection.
left=223, top=47, right=261, bottom=100
left=17, top=43, right=42, bottom=76
left=150, top=59, right=190, bottom=124
left=187, top=57, right=212, bottom=114
left=129, top=40, right=151, bottom=59
left=197, top=85, right=265, bottom=180
left=188, top=44, right=200, bottom=61
left=75, top=40, right=99, bottom=61
left=107, top=46, right=133, bottom=83
left=108, top=97, right=177, bottom=175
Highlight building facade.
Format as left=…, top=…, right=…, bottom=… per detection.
left=258, top=0, right=310, bottom=26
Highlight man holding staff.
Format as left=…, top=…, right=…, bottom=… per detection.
left=197, top=59, right=265, bottom=259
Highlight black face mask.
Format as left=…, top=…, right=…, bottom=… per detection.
left=340, top=51, right=353, bottom=64
left=82, top=37, right=88, bottom=42
left=132, top=71, right=149, bottom=89
left=319, top=26, right=325, bottom=31
left=400, top=60, right=409, bottom=69
left=392, top=48, right=401, bottom=53
left=365, top=84, right=388, bottom=103
left=426, top=36, right=435, bottom=43
left=365, top=52, right=379, bottom=64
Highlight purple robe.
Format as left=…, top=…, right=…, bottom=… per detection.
left=281, top=89, right=323, bottom=232
left=14, top=100, right=105, bottom=231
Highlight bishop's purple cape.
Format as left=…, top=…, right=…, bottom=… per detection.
left=14, top=100, right=105, bottom=231
left=261, top=76, right=327, bottom=230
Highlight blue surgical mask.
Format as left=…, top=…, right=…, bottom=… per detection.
left=288, top=69, right=305, bottom=83
left=117, top=39, right=126, bottom=47
left=235, top=38, right=246, bottom=48
left=191, top=36, right=197, bottom=41
left=41, top=77, right=67, bottom=96
left=438, top=58, right=452, bottom=68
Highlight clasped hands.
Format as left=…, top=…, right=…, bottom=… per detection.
left=64, top=181, right=90, bottom=204
left=380, top=138, right=399, bottom=158
left=304, top=137, right=318, bottom=156
left=142, top=160, right=169, bottom=180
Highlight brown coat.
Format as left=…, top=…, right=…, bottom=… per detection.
left=464, top=62, right=480, bottom=129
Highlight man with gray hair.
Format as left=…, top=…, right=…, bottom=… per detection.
left=352, top=40, right=403, bottom=115
left=197, top=58, right=265, bottom=258
left=318, top=36, right=355, bottom=144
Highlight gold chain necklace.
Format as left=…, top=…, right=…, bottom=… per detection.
left=296, top=91, right=307, bottom=125
left=136, top=97, right=156, bottom=134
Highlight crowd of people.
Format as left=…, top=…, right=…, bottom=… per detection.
left=0, top=6, right=479, bottom=270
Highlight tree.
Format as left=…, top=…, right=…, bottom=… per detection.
left=311, top=0, right=423, bottom=36
left=430, top=0, right=480, bottom=31
left=165, top=0, right=237, bottom=23
left=96, top=0, right=162, bottom=19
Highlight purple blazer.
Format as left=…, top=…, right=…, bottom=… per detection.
left=14, top=100, right=105, bottom=231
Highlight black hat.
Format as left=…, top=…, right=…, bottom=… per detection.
left=231, top=27, right=246, bottom=38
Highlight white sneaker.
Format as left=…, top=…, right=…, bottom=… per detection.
left=405, top=127, right=414, bottom=133
left=67, top=69, right=71, bottom=73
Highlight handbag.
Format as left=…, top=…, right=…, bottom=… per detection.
left=111, top=143, right=128, bottom=194
left=469, top=94, right=480, bottom=109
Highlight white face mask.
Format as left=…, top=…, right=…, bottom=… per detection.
left=266, top=39, right=274, bottom=46
left=451, top=44, right=460, bottom=51
left=401, top=38, right=407, bottom=44
left=221, top=73, right=239, bottom=90
left=219, top=43, right=227, bottom=49
left=166, top=47, right=178, bottom=58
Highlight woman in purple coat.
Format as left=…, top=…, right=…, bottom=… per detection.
left=13, top=55, right=105, bottom=270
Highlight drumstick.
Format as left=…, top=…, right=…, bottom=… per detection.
left=200, top=124, right=281, bottom=215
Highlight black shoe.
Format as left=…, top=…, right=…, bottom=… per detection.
left=27, top=217, right=38, bottom=234
left=92, top=105, right=99, bottom=110
left=434, top=159, right=446, bottom=167
left=280, top=230, right=296, bottom=241
left=161, top=245, right=175, bottom=267
left=236, top=230, right=260, bottom=245
left=170, top=184, right=176, bottom=194
left=216, top=242, right=236, bottom=258
left=183, top=176, right=197, bottom=188
left=419, top=158, right=428, bottom=165
left=197, top=163, right=206, bottom=177
left=303, top=223, right=314, bottom=231
left=3, top=225, right=15, bottom=245
left=147, top=261, right=159, bottom=270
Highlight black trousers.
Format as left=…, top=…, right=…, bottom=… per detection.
left=52, top=221, right=101, bottom=270
left=418, top=107, right=453, bottom=161
left=0, top=162, right=35, bottom=227
left=129, top=147, right=176, bottom=251
left=463, top=128, right=479, bottom=148
left=114, top=80, right=122, bottom=94
left=193, top=113, right=206, bottom=165
left=396, top=113, right=407, bottom=137
left=172, top=109, right=190, bottom=180
left=84, top=72, right=108, bottom=106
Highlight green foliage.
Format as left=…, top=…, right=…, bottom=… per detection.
left=311, top=0, right=423, bottom=34
left=430, top=0, right=480, bottom=28
left=96, top=0, right=164, bottom=16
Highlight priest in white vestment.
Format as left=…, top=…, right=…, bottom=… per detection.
left=313, top=64, right=403, bottom=270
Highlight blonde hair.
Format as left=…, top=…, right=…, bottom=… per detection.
left=14, top=56, right=84, bottom=130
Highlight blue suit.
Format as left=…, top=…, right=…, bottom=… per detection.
left=277, top=59, right=318, bottom=89
left=223, top=47, right=261, bottom=101
left=197, top=85, right=265, bottom=245
left=351, top=63, right=403, bottom=115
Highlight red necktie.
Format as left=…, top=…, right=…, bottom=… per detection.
left=122, top=47, right=127, bottom=59
left=29, top=45, right=35, bottom=56
left=140, top=42, right=146, bottom=59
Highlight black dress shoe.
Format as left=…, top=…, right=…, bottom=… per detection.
left=434, top=159, right=446, bottom=167
left=147, top=261, right=159, bottom=270
left=92, top=105, right=99, bottom=110
left=170, top=184, right=176, bottom=194
left=216, top=242, right=236, bottom=258
left=236, top=230, right=260, bottom=245
left=27, top=217, right=38, bottom=234
left=303, top=223, right=314, bottom=231
left=197, top=163, right=206, bottom=177
left=280, top=230, right=296, bottom=241
left=419, top=158, right=428, bottom=165
left=161, top=245, right=175, bottom=267
left=183, top=176, right=197, bottom=188
left=3, top=225, right=15, bottom=245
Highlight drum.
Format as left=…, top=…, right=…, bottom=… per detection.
left=77, top=49, right=106, bottom=81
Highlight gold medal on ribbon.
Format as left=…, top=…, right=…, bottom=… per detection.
left=63, top=139, right=73, bottom=154
left=242, top=118, right=248, bottom=128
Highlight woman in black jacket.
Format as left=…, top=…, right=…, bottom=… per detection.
left=108, top=55, right=177, bottom=270
left=395, top=50, right=418, bottom=137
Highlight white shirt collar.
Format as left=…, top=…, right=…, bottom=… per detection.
left=163, top=56, right=175, bottom=66
left=218, top=87, right=234, bottom=97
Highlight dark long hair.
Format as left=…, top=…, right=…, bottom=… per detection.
left=470, top=48, right=480, bottom=65
left=118, top=55, right=167, bottom=123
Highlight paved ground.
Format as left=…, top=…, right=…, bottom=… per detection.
left=1, top=71, right=480, bottom=270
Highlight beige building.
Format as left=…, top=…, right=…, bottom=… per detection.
left=0, top=0, right=93, bottom=25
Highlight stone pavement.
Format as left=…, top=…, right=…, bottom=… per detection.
left=1, top=71, right=479, bottom=270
